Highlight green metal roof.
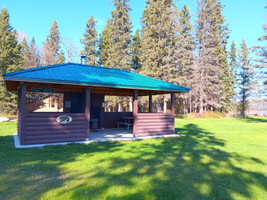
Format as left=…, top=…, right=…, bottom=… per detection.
left=3, top=63, right=190, bottom=92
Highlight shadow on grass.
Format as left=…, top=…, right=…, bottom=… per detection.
left=1, top=123, right=267, bottom=199
left=238, top=116, right=267, bottom=123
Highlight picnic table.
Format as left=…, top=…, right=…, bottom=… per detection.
left=117, top=117, right=133, bottom=131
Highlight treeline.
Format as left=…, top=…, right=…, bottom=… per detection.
left=0, top=0, right=266, bottom=116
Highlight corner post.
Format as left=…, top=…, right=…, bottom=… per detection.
left=133, top=90, right=138, bottom=137
left=19, top=82, right=26, bottom=145
left=171, top=92, right=175, bottom=134
left=85, top=86, right=91, bottom=140
left=149, top=93, right=152, bottom=113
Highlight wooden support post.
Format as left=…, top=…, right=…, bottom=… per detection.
left=149, top=93, right=152, bottom=113
left=133, top=90, right=138, bottom=137
left=17, top=85, right=21, bottom=140
left=171, top=92, right=175, bottom=134
left=85, top=86, right=91, bottom=140
left=19, top=82, right=26, bottom=145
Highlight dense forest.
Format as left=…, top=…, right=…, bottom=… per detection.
left=0, top=0, right=266, bottom=116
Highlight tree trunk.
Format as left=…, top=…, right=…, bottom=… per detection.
left=199, top=95, right=204, bottom=113
left=241, top=98, right=245, bottom=117
left=163, top=96, right=167, bottom=113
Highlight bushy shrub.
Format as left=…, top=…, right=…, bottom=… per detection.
left=185, top=111, right=226, bottom=118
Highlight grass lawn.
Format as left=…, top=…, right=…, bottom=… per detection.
left=0, top=117, right=266, bottom=200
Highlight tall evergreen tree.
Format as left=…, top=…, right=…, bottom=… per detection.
left=20, top=37, right=32, bottom=69
left=195, top=0, right=230, bottom=112
left=221, top=45, right=234, bottom=112
left=238, top=39, right=254, bottom=117
left=175, top=4, right=195, bottom=113
left=140, top=0, right=176, bottom=81
left=29, top=37, right=41, bottom=68
left=177, top=4, right=194, bottom=79
left=229, top=40, right=237, bottom=98
left=0, top=8, right=22, bottom=114
left=104, top=0, right=132, bottom=70
left=254, top=11, right=267, bottom=96
left=42, top=20, right=64, bottom=66
left=140, top=0, right=178, bottom=113
left=99, top=18, right=113, bottom=66
left=229, top=41, right=237, bottom=77
left=21, top=37, right=41, bottom=69
left=130, top=29, right=142, bottom=71
left=80, top=16, right=98, bottom=65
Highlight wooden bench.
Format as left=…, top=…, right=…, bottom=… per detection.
left=117, top=122, right=133, bottom=131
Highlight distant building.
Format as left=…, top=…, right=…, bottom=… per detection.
left=26, top=94, right=62, bottom=112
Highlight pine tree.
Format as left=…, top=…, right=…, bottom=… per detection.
left=20, top=37, right=32, bottom=69
left=175, top=4, right=195, bottom=113
left=177, top=4, right=194, bottom=78
left=29, top=37, right=41, bottom=68
left=229, top=41, right=237, bottom=95
left=238, top=39, right=254, bottom=117
left=140, top=0, right=178, bottom=113
left=226, top=40, right=238, bottom=112
left=195, top=0, right=230, bottom=112
left=42, top=20, right=64, bottom=66
left=130, top=29, right=142, bottom=71
left=99, top=18, right=113, bottom=66
left=140, top=0, right=177, bottom=82
left=230, top=41, right=237, bottom=78
left=80, top=16, right=98, bottom=65
left=0, top=8, right=22, bottom=114
left=254, top=12, right=267, bottom=94
left=21, top=37, right=41, bottom=69
left=104, top=0, right=132, bottom=70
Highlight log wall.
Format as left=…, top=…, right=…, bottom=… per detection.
left=24, top=112, right=87, bottom=145
left=136, top=113, right=174, bottom=137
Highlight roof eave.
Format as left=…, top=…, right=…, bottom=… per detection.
left=3, top=77, right=190, bottom=93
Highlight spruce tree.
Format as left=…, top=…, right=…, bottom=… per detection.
left=99, top=18, right=113, bottom=66
left=21, top=37, right=41, bottom=69
left=140, top=0, right=176, bottom=81
left=140, top=0, right=178, bottom=113
left=229, top=40, right=237, bottom=99
left=80, top=15, right=98, bottom=65
left=254, top=16, right=267, bottom=94
left=230, top=41, right=237, bottom=78
left=20, top=37, right=32, bottom=69
left=195, top=0, right=230, bottom=112
left=175, top=4, right=195, bottom=113
left=238, top=39, right=254, bottom=117
left=29, top=37, right=41, bottom=68
left=0, top=8, right=22, bottom=114
left=105, top=0, right=132, bottom=70
left=177, top=4, right=194, bottom=78
left=42, top=20, right=64, bottom=66
left=130, top=29, right=142, bottom=71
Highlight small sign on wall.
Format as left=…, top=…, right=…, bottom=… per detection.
left=32, top=87, right=55, bottom=93
left=65, top=101, right=71, bottom=108
left=56, top=115, right=72, bottom=124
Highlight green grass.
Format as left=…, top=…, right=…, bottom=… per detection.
left=0, top=117, right=266, bottom=200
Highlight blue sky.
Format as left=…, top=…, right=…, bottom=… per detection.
left=0, top=0, right=266, bottom=59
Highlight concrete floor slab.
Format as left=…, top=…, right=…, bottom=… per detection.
left=13, top=129, right=179, bottom=148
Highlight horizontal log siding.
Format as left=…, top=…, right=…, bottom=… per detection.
left=136, top=113, right=174, bottom=137
left=24, top=112, right=87, bottom=144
